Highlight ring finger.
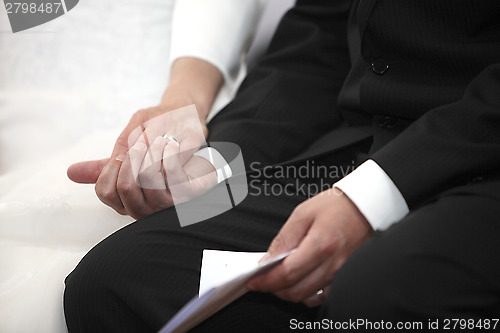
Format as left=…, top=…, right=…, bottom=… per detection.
left=302, top=286, right=331, bottom=308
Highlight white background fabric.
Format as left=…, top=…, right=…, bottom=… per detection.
left=1, top=1, right=172, bottom=330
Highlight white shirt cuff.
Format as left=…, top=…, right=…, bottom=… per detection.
left=334, top=159, right=409, bottom=231
left=193, top=147, right=233, bottom=183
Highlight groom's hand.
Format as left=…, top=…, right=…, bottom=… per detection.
left=247, top=189, right=374, bottom=308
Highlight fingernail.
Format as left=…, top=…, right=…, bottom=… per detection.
left=115, top=154, right=125, bottom=162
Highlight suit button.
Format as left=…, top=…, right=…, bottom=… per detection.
left=379, top=116, right=397, bottom=129
left=372, top=58, right=389, bottom=75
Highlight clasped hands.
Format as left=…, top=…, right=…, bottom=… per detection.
left=67, top=104, right=218, bottom=220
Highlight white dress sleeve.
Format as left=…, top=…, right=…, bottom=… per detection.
left=169, top=0, right=268, bottom=119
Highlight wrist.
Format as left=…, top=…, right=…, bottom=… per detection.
left=159, top=86, right=208, bottom=121
left=162, top=57, right=223, bottom=119
left=336, top=189, right=374, bottom=237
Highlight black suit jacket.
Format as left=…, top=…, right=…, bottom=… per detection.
left=208, top=0, right=500, bottom=210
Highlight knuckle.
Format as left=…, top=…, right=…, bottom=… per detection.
left=117, top=181, right=134, bottom=195
left=282, top=266, right=299, bottom=287
left=318, top=239, right=337, bottom=257
left=95, top=184, right=114, bottom=201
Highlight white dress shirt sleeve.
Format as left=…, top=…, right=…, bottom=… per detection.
left=169, top=0, right=267, bottom=118
left=334, top=159, right=410, bottom=231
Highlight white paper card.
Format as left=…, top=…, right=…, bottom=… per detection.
left=199, top=250, right=266, bottom=296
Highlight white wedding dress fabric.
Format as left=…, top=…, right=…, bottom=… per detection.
left=0, top=1, right=291, bottom=331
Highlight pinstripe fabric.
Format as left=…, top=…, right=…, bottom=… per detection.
left=359, top=1, right=500, bottom=208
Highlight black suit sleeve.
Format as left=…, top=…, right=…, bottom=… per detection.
left=208, top=0, right=353, bottom=167
left=372, top=63, right=500, bottom=209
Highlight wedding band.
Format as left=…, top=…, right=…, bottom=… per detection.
left=162, top=134, right=178, bottom=143
left=316, top=289, right=324, bottom=296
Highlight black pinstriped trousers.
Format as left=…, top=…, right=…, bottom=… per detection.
left=63, top=147, right=500, bottom=332
left=63, top=150, right=357, bottom=333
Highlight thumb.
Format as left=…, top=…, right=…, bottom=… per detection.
left=67, top=158, right=110, bottom=184
left=260, top=204, right=313, bottom=263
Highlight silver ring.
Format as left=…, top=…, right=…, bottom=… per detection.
left=162, top=134, right=178, bottom=143
left=315, top=289, right=324, bottom=296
